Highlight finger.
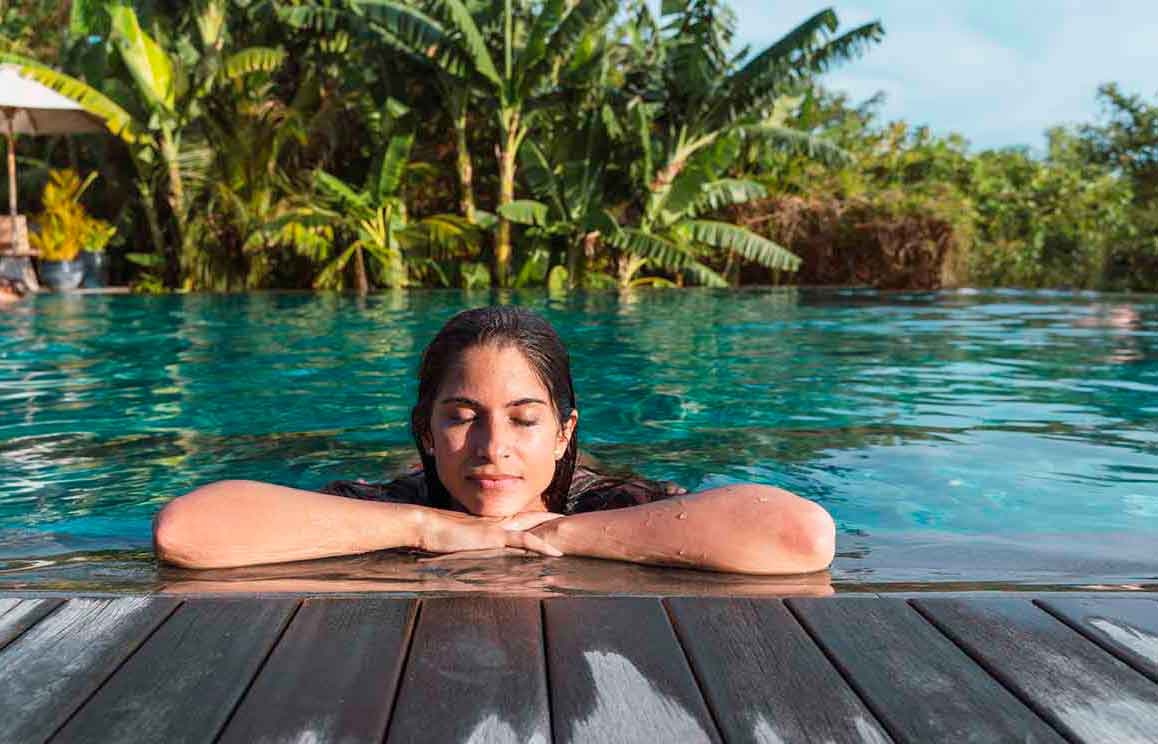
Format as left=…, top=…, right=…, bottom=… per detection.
left=506, top=530, right=564, bottom=557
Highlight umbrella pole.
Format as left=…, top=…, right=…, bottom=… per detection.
left=4, top=110, right=15, bottom=218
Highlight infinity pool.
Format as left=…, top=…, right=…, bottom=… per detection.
left=1, top=289, right=1156, bottom=592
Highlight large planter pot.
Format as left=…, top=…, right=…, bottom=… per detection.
left=39, top=258, right=85, bottom=291
left=81, top=250, right=109, bottom=288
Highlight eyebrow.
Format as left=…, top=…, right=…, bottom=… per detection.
left=438, top=396, right=548, bottom=408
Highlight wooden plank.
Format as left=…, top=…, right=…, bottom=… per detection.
left=52, top=598, right=298, bottom=744
left=0, top=597, right=63, bottom=651
left=219, top=597, right=416, bottom=744
left=545, top=597, right=721, bottom=744
left=788, top=597, right=1062, bottom=743
left=1038, top=597, right=1158, bottom=684
left=0, top=597, right=179, bottom=744
left=667, top=597, right=892, bottom=743
left=386, top=598, right=548, bottom=744
left=914, top=597, right=1158, bottom=744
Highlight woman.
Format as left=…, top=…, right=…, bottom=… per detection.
left=154, top=306, right=835, bottom=574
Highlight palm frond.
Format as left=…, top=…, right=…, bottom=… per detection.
left=680, top=219, right=802, bottom=271
left=714, top=12, right=881, bottom=128
left=371, top=127, right=415, bottom=201
left=517, top=0, right=567, bottom=80
left=314, top=245, right=357, bottom=289
left=726, top=10, right=837, bottom=94
left=108, top=4, right=175, bottom=112
left=801, top=22, right=885, bottom=76
left=0, top=56, right=139, bottom=142
left=356, top=0, right=472, bottom=76
left=276, top=5, right=344, bottom=31
left=247, top=208, right=337, bottom=256
left=687, top=179, right=767, bottom=218
left=521, top=0, right=617, bottom=94
left=498, top=199, right=551, bottom=226
left=173, top=143, right=213, bottom=191
left=740, top=124, right=851, bottom=166
left=606, top=227, right=727, bottom=286
left=401, top=214, right=484, bottom=259
left=654, top=163, right=712, bottom=226
left=427, top=0, right=500, bottom=86
left=519, top=141, right=566, bottom=216
left=315, top=170, right=370, bottom=211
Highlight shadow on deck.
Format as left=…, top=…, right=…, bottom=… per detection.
left=1, top=592, right=1157, bottom=742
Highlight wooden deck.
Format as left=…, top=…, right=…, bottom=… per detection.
left=1, top=594, right=1157, bottom=743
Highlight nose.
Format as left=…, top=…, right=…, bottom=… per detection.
left=471, top=415, right=512, bottom=461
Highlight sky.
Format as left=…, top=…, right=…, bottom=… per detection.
left=721, top=0, right=1158, bottom=152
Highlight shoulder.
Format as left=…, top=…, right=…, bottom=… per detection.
left=566, top=465, right=686, bottom=514
left=319, top=468, right=430, bottom=505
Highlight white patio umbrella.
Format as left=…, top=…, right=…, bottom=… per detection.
left=0, top=64, right=107, bottom=219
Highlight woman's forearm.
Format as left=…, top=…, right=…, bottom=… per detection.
left=153, top=479, right=428, bottom=569
left=534, top=484, right=835, bottom=575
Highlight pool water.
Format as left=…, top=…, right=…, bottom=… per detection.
left=1, top=288, right=1156, bottom=592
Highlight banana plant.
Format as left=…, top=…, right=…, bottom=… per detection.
left=503, top=90, right=803, bottom=288
left=292, top=0, right=619, bottom=286
left=610, top=0, right=882, bottom=283
left=1, top=1, right=284, bottom=287
left=497, top=104, right=624, bottom=288
left=605, top=102, right=804, bottom=287
left=252, top=111, right=482, bottom=294
left=278, top=0, right=485, bottom=226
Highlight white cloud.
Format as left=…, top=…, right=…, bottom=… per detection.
left=722, top=0, right=1158, bottom=150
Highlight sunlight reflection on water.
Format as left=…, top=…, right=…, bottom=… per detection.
left=2, top=288, right=1157, bottom=591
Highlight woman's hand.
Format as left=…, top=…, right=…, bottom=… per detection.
left=416, top=509, right=564, bottom=558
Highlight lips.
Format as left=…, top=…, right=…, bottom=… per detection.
left=468, top=474, right=522, bottom=490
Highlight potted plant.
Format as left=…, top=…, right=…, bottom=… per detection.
left=80, top=220, right=116, bottom=288
left=30, top=170, right=116, bottom=291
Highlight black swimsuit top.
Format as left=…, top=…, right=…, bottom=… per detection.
left=319, top=465, right=682, bottom=514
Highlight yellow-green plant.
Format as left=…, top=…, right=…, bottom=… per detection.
left=30, top=170, right=116, bottom=262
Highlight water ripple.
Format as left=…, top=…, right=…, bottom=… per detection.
left=2, top=288, right=1157, bottom=587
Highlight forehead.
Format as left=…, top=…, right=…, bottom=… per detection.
left=439, top=343, right=550, bottom=401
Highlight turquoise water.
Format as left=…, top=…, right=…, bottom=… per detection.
left=1, top=288, right=1157, bottom=591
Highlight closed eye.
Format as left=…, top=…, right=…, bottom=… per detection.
left=447, top=416, right=538, bottom=427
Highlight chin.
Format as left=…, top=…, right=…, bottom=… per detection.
left=471, top=502, right=521, bottom=517
left=457, top=484, right=537, bottom=517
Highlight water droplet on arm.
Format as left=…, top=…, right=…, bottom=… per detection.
left=757, top=496, right=770, bottom=503
left=677, top=512, right=688, bottom=520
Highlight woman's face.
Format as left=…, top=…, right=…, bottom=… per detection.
left=426, top=342, right=578, bottom=516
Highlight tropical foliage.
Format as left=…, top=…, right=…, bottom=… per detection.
left=253, top=107, right=485, bottom=291
left=749, top=86, right=1155, bottom=290
left=28, top=169, right=116, bottom=262
left=3, top=1, right=1157, bottom=292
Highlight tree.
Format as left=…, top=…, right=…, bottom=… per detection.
left=2, top=1, right=284, bottom=287
left=1079, top=83, right=1158, bottom=206
left=254, top=109, right=481, bottom=293
left=344, top=0, right=619, bottom=286
left=605, top=1, right=881, bottom=285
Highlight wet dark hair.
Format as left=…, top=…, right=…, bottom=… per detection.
left=410, top=305, right=579, bottom=512
left=321, top=305, right=682, bottom=513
